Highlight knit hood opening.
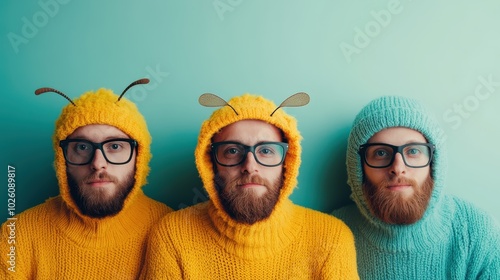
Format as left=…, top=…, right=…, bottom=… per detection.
left=53, top=88, right=152, bottom=221
left=195, top=94, right=302, bottom=224
left=346, top=95, right=448, bottom=229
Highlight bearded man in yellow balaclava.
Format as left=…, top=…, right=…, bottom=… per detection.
left=1, top=79, right=172, bottom=279
left=140, top=93, right=359, bottom=279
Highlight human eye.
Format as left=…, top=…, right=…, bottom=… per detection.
left=221, top=144, right=243, bottom=158
left=257, top=144, right=278, bottom=157
left=370, top=147, right=391, bottom=159
left=72, top=142, right=92, bottom=154
left=404, top=145, right=425, bottom=157
left=104, top=141, right=127, bottom=153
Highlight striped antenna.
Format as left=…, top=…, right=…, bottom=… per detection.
left=35, top=87, right=76, bottom=106
left=117, top=78, right=150, bottom=102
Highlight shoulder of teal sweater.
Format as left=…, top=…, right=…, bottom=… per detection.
left=449, top=194, right=500, bottom=244
left=448, top=195, right=500, bottom=276
left=449, top=195, right=499, bottom=228
left=330, top=204, right=360, bottom=225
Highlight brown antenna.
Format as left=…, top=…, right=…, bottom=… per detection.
left=117, top=78, right=150, bottom=102
left=270, top=92, right=310, bottom=116
left=199, top=93, right=238, bottom=115
left=35, top=87, right=76, bottom=106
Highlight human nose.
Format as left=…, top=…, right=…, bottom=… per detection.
left=389, top=153, right=406, bottom=175
left=90, top=148, right=108, bottom=170
left=241, top=151, right=259, bottom=174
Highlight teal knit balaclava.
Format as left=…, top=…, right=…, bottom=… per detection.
left=346, top=96, right=447, bottom=226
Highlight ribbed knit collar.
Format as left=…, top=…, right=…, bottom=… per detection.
left=51, top=190, right=152, bottom=248
left=206, top=199, right=302, bottom=260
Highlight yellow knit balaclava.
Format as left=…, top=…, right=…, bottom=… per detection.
left=47, top=81, right=151, bottom=219
left=195, top=93, right=306, bottom=222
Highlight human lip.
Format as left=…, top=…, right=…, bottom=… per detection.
left=87, top=180, right=112, bottom=187
left=387, top=184, right=411, bottom=190
left=239, top=183, right=263, bottom=188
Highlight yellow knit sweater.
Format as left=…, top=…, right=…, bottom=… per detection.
left=1, top=191, right=170, bottom=279
left=140, top=94, right=358, bottom=279
left=140, top=200, right=358, bottom=279
left=1, top=86, right=172, bottom=279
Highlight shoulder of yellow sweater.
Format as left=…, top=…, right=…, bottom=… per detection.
left=0, top=196, right=62, bottom=242
left=294, top=204, right=355, bottom=237
left=139, top=193, right=174, bottom=215
left=153, top=201, right=209, bottom=231
left=8, top=195, right=62, bottom=221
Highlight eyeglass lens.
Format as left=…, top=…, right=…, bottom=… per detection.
left=214, top=142, right=286, bottom=167
left=364, top=143, right=431, bottom=168
left=63, top=139, right=134, bottom=165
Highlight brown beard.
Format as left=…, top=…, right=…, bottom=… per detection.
left=215, top=173, right=282, bottom=225
left=363, top=174, right=434, bottom=225
left=68, top=170, right=135, bottom=218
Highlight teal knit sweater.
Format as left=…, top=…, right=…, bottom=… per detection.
left=333, top=96, right=500, bottom=279
left=334, top=195, right=500, bottom=279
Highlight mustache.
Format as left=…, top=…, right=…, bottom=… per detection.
left=83, top=172, right=118, bottom=184
left=234, top=174, right=269, bottom=187
left=214, top=173, right=272, bottom=192
left=384, top=176, right=417, bottom=187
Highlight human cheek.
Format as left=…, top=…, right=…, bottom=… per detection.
left=215, top=165, right=237, bottom=181
left=363, top=167, right=377, bottom=183
left=415, top=168, right=430, bottom=187
left=263, top=166, right=283, bottom=185
left=115, top=163, right=135, bottom=183
left=67, top=166, right=87, bottom=182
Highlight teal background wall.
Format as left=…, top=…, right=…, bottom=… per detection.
left=1, top=0, right=499, bottom=223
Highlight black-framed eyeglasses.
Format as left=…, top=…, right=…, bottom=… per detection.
left=59, top=138, right=137, bottom=165
left=211, top=141, right=288, bottom=167
left=359, top=142, right=435, bottom=168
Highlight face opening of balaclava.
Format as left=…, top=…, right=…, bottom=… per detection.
left=346, top=95, right=448, bottom=226
left=195, top=92, right=309, bottom=223
left=36, top=79, right=152, bottom=219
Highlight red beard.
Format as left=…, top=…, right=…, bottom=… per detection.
left=68, top=171, right=134, bottom=218
left=363, top=174, right=434, bottom=224
left=215, top=173, right=282, bottom=224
